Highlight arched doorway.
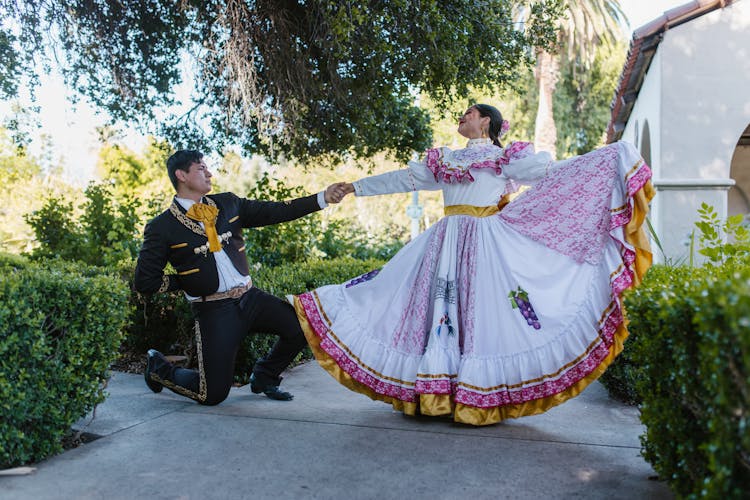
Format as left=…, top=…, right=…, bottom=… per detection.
left=728, top=123, right=750, bottom=216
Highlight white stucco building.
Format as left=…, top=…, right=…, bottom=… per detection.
left=607, top=0, right=750, bottom=262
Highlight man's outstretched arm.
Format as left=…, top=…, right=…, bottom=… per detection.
left=238, top=183, right=353, bottom=228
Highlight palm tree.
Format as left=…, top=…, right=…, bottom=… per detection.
left=524, top=1, right=627, bottom=158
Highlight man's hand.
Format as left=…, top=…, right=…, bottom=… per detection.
left=324, top=182, right=354, bottom=204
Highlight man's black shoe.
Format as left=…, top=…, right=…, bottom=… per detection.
left=249, top=373, right=293, bottom=401
left=144, top=349, right=165, bottom=393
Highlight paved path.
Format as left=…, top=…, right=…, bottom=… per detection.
left=0, top=362, right=673, bottom=499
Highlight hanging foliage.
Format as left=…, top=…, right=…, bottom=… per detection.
left=0, top=0, right=562, bottom=163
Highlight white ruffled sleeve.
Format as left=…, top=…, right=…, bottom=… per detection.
left=352, top=159, right=442, bottom=196
left=501, top=142, right=554, bottom=184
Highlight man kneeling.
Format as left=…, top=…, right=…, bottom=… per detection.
left=134, top=149, right=349, bottom=404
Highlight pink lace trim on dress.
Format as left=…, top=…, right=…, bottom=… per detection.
left=300, top=288, right=628, bottom=406
left=391, top=220, right=448, bottom=354
left=454, top=302, right=624, bottom=408
left=498, top=141, right=533, bottom=164
left=299, top=292, right=418, bottom=402
left=424, top=142, right=534, bottom=184
left=456, top=217, right=479, bottom=354
left=499, top=143, right=636, bottom=265
left=415, top=379, right=454, bottom=394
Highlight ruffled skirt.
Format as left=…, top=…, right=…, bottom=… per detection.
left=294, top=142, right=654, bottom=425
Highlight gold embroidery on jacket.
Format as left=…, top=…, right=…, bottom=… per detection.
left=169, top=197, right=218, bottom=237
left=157, top=275, right=170, bottom=293
left=228, top=215, right=239, bottom=223
left=178, top=268, right=200, bottom=276
left=170, top=242, right=188, bottom=249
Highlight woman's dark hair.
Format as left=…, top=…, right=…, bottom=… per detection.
left=166, top=149, right=204, bottom=190
left=473, top=104, right=504, bottom=147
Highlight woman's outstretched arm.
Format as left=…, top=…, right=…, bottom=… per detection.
left=350, top=159, right=442, bottom=197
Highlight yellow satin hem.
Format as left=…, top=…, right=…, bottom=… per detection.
left=295, top=295, right=629, bottom=426
left=294, top=296, right=418, bottom=416
left=626, top=179, right=655, bottom=286
left=418, top=394, right=454, bottom=416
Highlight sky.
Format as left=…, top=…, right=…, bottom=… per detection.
left=622, top=0, right=686, bottom=29
left=3, top=0, right=687, bottom=183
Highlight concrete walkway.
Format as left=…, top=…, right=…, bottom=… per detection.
left=0, top=362, right=673, bottom=499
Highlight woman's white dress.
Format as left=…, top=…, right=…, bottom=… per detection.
left=294, top=138, right=654, bottom=425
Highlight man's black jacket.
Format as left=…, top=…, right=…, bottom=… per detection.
left=134, top=192, right=321, bottom=297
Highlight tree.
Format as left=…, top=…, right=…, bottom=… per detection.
left=518, top=1, right=627, bottom=157
left=24, top=182, right=142, bottom=267
left=0, top=29, right=21, bottom=99
left=0, top=122, right=78, bottom=254
left=96, top=133, right=173, bottom=202
left=1, top=0, right=562, bottom=163
left=554, top=40, right=627, bottom=157
left=0, top=126, right=40, bottom=183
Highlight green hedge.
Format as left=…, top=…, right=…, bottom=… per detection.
left=0, top=252, right=382, bottom=466
left=0, top=251, right=29, bottom=269
left=0, top=260, right=130, bottom=468
left=252, top=256, right=385, bottom=295
left=118, top=258, right=195, bottom=359
left=599, top=265, right=702, bottom=405
left=607, top=263, right=750, bottom=497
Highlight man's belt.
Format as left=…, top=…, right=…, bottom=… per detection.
left=192, top=281, right=253, bottom=303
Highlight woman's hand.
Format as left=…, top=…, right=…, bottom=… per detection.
left=324, top=182, right=354, bottom=204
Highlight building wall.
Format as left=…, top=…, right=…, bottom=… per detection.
left=621, top=51, right=662, bottom=174
left=631, top=1, right=750, bottom=261
left=660, top=2, right=750, bottom=180
left=621, top=50, right=666, bottom=258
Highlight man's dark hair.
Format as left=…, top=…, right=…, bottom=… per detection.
left=167, top=150, right=204, bottom=190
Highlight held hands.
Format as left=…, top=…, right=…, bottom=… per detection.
left=324, top=182, right=355, bottom=204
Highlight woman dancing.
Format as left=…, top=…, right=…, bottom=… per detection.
left=294, top=104, right=654, bottom=425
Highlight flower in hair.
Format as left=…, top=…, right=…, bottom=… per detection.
left=499, top=119, right=510, bottom=139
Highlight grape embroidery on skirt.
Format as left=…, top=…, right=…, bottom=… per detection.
left=508, top=286, right=541, bottom=330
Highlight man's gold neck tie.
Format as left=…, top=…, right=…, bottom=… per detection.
left=186, top=203, right=221, bottom=252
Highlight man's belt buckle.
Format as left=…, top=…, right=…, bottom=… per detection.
left=198, top=281, right=252, bottom=302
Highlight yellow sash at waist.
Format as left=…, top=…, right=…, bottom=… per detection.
left=444, top=204, right=500, bottom=217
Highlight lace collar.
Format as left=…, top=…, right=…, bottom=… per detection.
left=466, top=137, right=492, bottom=148
left=425, top=141, right=534, bottom=184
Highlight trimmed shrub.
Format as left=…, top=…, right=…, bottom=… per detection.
left=252, top=256, right=385, bottom=296
left=687, top=270, right=750, bottom=496
left=117, top=258, right=195, bottom=359
left=601, top=205, right=750, bottom=496
left=600, top=265, right=702, bottom=405
left=0, top=263, right=130, bottom=468
left=615, top=263, right=750, bottom=497
left=0, top=251, right=28, bottom=269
